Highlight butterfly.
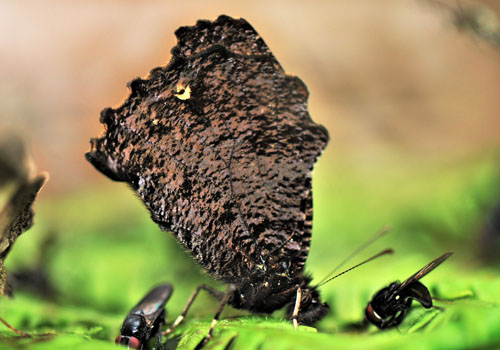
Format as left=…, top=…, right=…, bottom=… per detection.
left=86, top=14, right=332, bottom=348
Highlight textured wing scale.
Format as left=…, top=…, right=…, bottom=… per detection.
left=86, top=15, right=329, bottom=282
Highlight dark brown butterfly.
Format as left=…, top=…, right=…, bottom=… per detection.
left=86, top=15, right=330, bottom=339
left=87, top=14, right=331, bottom=346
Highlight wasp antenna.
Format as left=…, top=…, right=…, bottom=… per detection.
left=317, top=226, right=392, bottom=285
left=317, top=249, right=394, bottom=288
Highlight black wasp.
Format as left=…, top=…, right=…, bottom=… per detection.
left=116, top=283, right=173, bottom=349
left=365, top=252, right=452, bottom=329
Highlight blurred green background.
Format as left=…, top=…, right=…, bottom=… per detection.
left=1, top=0, right=500, bottom=349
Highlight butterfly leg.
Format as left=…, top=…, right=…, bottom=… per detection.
left=163, top=284, right=224, bottom=335
left=291, top=286, right=302, bottom=329
left=194, top=284, right=237, bottom=350
left=0, top=316, right=31, bottom=337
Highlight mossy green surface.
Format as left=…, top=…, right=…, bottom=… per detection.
left=1, top=154, right=499, bottom=350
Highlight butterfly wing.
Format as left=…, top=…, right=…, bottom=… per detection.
left=86, top=16, right=329, bottom=282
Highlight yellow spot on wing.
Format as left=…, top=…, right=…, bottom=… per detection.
left=175, top=84, right=191, bottom=100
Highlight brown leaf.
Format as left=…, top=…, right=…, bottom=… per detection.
left=0, top=133, right=47, bottom=296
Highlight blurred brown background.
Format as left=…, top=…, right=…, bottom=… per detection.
left=1, top=0, right=499, bottom=194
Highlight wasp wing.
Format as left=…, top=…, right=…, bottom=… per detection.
left=396, top=252, right=452, bottom=294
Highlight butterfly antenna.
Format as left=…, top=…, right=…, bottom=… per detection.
left=317, top=226, right=391, bottom=285
left=317, top=249, right=393, bottom=288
